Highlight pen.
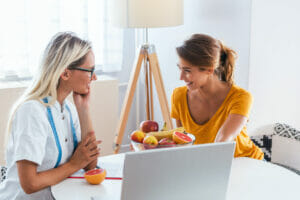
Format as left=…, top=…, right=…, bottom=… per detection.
left=68, top=176, right=122, bottom=180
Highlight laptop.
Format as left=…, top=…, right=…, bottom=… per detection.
left=121, top=142, right=235, bottom=200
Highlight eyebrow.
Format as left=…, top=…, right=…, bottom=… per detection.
left=177, top=64, right=191, bottom=69
left=82, top=65, right=95, bottom=69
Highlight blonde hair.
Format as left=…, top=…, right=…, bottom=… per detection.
left=5, top=32, right=92, bottom=144
left=176, top=34, right=237, bottom=84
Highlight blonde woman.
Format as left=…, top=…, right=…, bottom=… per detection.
left=172, top=34, right=264, bottom=159
left=0, top=32, right=101, bottom=199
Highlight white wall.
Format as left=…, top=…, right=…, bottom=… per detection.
left=143, top=0, right=252, bottom=126
left=108, top=29, right=137, bottom=148
left=248, top=0, right=300, bottom=132
left=0, top=87, right=25, bottom=166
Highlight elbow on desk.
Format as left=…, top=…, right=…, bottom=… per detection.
left=20, top=181, right=41, bottom=194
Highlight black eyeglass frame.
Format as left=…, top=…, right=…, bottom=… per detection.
left=68, top=67, right=95, bottom=79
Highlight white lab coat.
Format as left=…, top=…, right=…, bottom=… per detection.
left=0, top=98, right=81, bottom=200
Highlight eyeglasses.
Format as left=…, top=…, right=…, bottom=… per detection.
left=69, top=67, right=95, bottom=80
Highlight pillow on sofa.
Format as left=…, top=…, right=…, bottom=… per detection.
left=271, top=135, right=300, bottom=172
left=250, top=134, right=273, bottom=161
left=250, top=123, right=300, bottom=162
left=0, top=166, right=7, bottom=183
left=273, top=123, right=300, bottom=140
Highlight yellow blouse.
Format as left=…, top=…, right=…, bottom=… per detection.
left=171, top=85, right=264, bottom=160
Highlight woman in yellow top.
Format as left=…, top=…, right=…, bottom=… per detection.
left=171, top=34, right=263, bottom=160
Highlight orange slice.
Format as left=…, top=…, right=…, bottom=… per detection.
left=84, top=168, right=106, bottom=185
left=172, top=132, right=192, bottom=144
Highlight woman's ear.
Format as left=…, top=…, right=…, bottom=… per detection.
left=60, top=69, right=71, bottom=80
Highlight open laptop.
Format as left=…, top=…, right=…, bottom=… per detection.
left=121, top=142, right=235, bottom=200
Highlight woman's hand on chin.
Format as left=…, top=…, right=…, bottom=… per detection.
left=73, top=91, right=91, bottom=111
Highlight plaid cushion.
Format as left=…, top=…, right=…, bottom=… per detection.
left=251, top=134, right=273, bottom=161
left=273, top=123, right=300, bottom=140
left=0, top=166, right=7, bottom=183
left=250, top=122, right=300, bottom=163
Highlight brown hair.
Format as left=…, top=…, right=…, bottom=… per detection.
left=176, top=34, right=237, bottom=84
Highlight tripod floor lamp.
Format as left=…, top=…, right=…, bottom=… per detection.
left=112, top=0, right=183, bottom=153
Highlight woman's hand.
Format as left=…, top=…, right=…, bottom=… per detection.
left=69, top=132, right=101, bottom=169
left=16, top=132, right=101, bottom=194
left=73, top=90, right=99, bottom=170
left=73, top=91, right=91, bottom=111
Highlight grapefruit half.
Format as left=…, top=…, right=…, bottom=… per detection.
left=172, top=132, right=192, bottom=144
left=84, top=168, right=106, bottom=185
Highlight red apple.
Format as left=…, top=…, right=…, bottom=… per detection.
left=158, top=138, right=176, bottom=148
left=143, top=135, right=158, bottom=149
left=130, top=130, right=146, bottom=143
left=140, top=120, right=159, bottom=133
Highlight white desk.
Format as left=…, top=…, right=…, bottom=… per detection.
left=51, top=154, right=300, bottom=200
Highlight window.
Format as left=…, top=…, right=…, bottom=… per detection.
left=0, top=0, right=123, bottom=81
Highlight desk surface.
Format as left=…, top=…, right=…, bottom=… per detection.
left=51, top=154, right=300, bottom=200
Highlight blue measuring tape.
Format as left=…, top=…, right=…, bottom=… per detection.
left=43, top=98, right=78, bottom=168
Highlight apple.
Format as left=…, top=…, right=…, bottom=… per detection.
left=140, top=120, right=159, bottom=133
left=142, top=135, right=158, bottom=149
left=130, top=130, right=146, bottom=143
left=158, top=138, right=176, bottom=148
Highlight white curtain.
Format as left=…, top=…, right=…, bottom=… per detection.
left=0, top=0, right=123, bottom=80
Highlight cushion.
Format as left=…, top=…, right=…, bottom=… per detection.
left=250, top=134, right=273, bottom=161
left=250, top=123, right=300, bottom=162
left=271, top=135, right=300, bottom=172
left=249, top=124, right=276, bottom=137
left=0, top=166, right=7, bottom=183
left=273, top=123, right=300, bottom=140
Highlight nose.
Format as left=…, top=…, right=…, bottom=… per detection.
left=179, top=70, right=184, bottom=81
left=92, top=73, right=97, bottom=81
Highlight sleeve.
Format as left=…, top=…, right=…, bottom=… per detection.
left=170, top=88, right=180, bottom=120
left=12, top=102, right=49, bottom=166
left=229, top=90, right=253, bottom=118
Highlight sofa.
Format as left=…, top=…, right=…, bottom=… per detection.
left=250, top=123, right=300, bottom=175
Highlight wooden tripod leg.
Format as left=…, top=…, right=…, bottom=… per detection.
left=114, top=49, right=145, bottom=154
left=144, top=57, right=150, bottom=120
left=148, top=52, right=174, bottom=130
left=149, top=58, right=154, bottom=120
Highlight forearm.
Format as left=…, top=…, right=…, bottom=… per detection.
left=37, top=162, right=79, bottom=187
left=18, top=161, right=80, bottom=194
left=77, top=108, right=94, bottom=138
left=76, top=108, right=98, bottom=170
left=214, top=114, right=247, bottom=143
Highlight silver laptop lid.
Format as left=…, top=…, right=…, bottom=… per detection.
left=121, top=142, right=235, bottom=200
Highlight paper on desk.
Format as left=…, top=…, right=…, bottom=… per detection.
left=98, top=160, right=123, bottom=178
left=69, top=160, right=123, bottom=178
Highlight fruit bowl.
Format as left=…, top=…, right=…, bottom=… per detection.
left=130, top=132, right=195, bottom=152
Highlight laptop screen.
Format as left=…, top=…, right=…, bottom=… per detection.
left=121, top=142, right=235, bottom=200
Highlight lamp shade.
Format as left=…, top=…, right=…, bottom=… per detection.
left=113, top=0, right=183, bottom=28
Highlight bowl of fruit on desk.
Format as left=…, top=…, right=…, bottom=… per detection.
left=130, top=120, right=195, bottom=151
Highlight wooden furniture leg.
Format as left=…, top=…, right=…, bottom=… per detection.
left=114, top=44, right=173, bottom=153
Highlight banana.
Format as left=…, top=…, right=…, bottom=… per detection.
left=148, top=127, right=185, bottom=141
left=160, top=122, right=168, bottom=131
